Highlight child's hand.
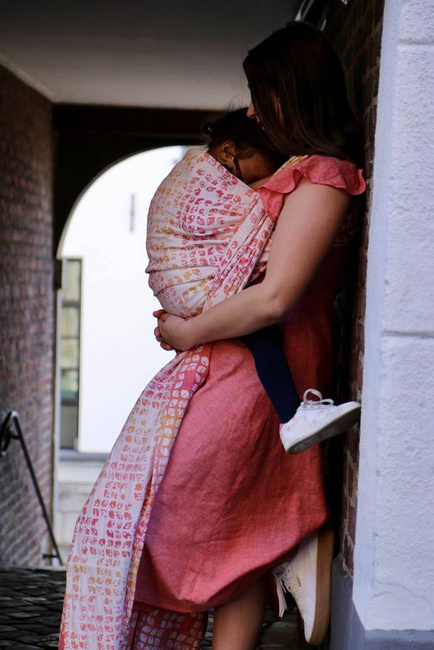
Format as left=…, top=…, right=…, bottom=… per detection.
left=153, top=310, right=192, bottom=352
left=153, top=310, right=174, bottom=351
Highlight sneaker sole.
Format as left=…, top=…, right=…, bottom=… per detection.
left=286, top=405, right=361, bottom=455
left=305, top=526, right=334, bottom=646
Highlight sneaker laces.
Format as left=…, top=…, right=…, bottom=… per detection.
left=272, top=561, right=291, bottom=586
left=301, top=389, right=334, bottom=409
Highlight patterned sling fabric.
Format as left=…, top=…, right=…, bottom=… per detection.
left=125, top=607, right=207, bottom=649
left=145, top=147, right=281, bottom=316
left=59, top=148, right=287, bottom=649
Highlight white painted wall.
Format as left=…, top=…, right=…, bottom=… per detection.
left=353, top=0, right=434, bottom=632
left=61, top=147, right=183, bottom=452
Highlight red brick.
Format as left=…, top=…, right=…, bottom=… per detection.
left=0, top=64, right=54, bottom=566
left=326, top=0, right=385, bottom=577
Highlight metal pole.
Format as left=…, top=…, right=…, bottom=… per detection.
left=0, top=411, right=63, bottom=565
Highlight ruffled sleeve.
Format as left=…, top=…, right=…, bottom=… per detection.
left=258, top=154, right=366, bottom=221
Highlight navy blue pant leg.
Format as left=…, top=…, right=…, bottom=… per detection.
left=241, top=325, right=300, bottom=423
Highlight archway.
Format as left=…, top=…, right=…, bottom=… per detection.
left=57, top=145, right=186, bottom=453
left=55, top=145, right=187, bottom=557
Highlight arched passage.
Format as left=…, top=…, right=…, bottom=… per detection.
left=56, top=146, right=187, bottom=453
left=53, top=105, right=212, bottom=251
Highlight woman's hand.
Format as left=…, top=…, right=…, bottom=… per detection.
left=153, top=310, right=193, bottom=352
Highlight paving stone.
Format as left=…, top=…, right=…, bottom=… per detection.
left=0, top=568, right=324, bottom=649
left=0, top=568, right=65, bottom=648
left=259, top=619, right=298, bottom=646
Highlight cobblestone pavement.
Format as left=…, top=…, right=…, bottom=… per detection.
left=0, top=568, right=64, bottom=649
left=0, top=568, right=325, bottom=649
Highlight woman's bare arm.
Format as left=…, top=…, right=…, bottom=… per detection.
left=157, top=178, right=351, bottom=351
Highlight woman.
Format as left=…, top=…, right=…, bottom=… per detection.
left=147, top=22, right=365, bottom=647
left=59, top=22, right=365, bottom=650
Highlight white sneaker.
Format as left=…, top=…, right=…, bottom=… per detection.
left=272, top=527, right=334, bottom=646
left=280, top=389, right=361, bottom=455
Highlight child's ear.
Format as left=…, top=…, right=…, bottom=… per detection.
left=217, top=140, right=238, bottom=166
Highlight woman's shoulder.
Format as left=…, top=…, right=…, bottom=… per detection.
left=258, top=154, right=366, bottom=220
left=264, top=154, right=366, bottom=196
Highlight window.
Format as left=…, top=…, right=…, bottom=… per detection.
left=60, top=259, right=82, bottom=449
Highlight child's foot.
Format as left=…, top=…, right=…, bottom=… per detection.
left=280, top=389, right=361, bottom=454
left=272, top=527, right=334, bottom=645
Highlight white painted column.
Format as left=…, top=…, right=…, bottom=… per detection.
left=353, top=0, right=434, bottom=633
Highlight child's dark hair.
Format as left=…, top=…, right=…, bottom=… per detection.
left=203, top=108, right=285, bottom=165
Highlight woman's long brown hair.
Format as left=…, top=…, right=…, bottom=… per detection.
left=243, top=22, right=364, bottom=166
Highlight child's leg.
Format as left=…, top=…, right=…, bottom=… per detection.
left=241, top=325, right=299, bottom=423
left=242, top=327, right=361, bottom=455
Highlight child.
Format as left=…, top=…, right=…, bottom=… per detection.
left=147, top=108, right=361, bottom=454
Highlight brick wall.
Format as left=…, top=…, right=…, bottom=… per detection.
left=0, top=65, right=54, bottom=565
left=325, top=0, right=385, bottom=576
